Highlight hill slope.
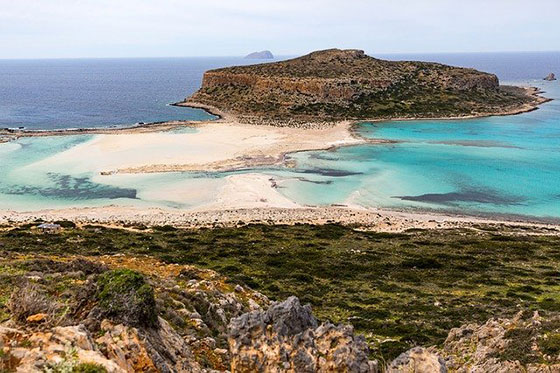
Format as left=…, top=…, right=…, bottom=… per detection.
left=185, top=49, right=545, bottom=124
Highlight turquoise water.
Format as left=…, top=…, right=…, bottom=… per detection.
left=0, top=81, right=559, bottom=221
left=0, top=51, right=559, bottom=222
left=0, top=135, right=142, bottom=210
left=274, top=81, right=560, bottom=220
left=272, top=82, right=559, bottom=220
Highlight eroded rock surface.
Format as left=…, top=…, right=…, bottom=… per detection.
left=440, top=311, right=560, bottom=372
left=388, top=347, right=447, bottom=373
left=0, top=255, right=268, bottom=372
left=186, top=49, right=542, bottom=124
left=228, top=296, right=378, bottom=372
left=1, top=254, right=558, bottom=372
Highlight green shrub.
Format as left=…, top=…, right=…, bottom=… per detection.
left=73, top=363, right=108, bottom=373
left=540, top=333, right=560, bottom=356
left=96, top=269, right=157, bottom=327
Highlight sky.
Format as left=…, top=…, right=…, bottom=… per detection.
left=1, top=0, right=559, bottom=59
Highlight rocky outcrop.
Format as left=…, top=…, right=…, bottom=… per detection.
left=228, top=296, right=378, bottom=372
left=544, top=73, right=556, bottom=81
left=245, top=50, right=274, bottom=59
left=2, top=255, right=559, bottom=372
left=439, top=311, right=560, bottom=372
left=388, top=347, right=447, bottom=372
left=0, top=324, right=123, bottom=372
left=0, top=256, right=269, bottom=372
left=186, top=48, right=541, bottom=124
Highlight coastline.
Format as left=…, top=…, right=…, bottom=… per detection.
left=1, top=85, right=548, bottom=139
left=25, top=119, right=369, bottom=176
left=179, top=85, right=551, bottom=127
left=0, top=84, right=555, bottom=228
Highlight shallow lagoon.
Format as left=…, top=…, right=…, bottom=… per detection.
left=0, top=81, right=559, bottom=221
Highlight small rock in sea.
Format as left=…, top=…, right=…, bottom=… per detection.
left=544, top=73, right=556, bottom=81
left=245, top=50, right=274, bottom=59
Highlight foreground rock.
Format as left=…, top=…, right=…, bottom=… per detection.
left=388, top=347, right=447, bottom=372
left=2, top=254, right=559, bottom=372
left=185, top=48, right=545, bottom=125
left=228, top=296, right=378, bottom=372
left=0, top=255, right=269, bottom=372
left=544, top=73, right=556, bottom=81
left=440, top=311, right=560, bottom=372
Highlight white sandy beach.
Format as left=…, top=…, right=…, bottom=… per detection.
left=29, top=120, right=364, bottom=175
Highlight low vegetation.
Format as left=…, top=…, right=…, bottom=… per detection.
left=96, top=269, right=157, bottom=328
left=0, top=222, right=559, bottom=361
left=187, top=49, right=540, bottom=123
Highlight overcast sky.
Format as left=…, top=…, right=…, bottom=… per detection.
left=1, top=0, right=559, bottom=59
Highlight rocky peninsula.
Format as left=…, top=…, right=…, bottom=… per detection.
left=183, top=49, right=548, bottom=125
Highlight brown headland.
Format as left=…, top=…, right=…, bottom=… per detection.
left=182, top=48, right=549, bottom=126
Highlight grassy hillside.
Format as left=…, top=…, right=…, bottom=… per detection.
left=1, top=223, right=559, bottom=361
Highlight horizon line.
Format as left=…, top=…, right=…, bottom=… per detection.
left=1, top=49, right=559, bottom=61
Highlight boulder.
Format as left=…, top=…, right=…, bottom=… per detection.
left=388, top=347, right=447, bottom=372
left=544, top=73, right=556, bottom=81
left=11, top=325, right=123, bottom=373
left=228, top=296, right=378, bottom=372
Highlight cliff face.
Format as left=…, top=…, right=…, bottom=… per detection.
left=186, top=49, right=537, bottom=123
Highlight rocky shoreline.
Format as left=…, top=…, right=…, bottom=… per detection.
left=180, top=85, right=550, bottom=128
left=1, top=205, right=559, bottom=234
left=0, top=84, right=549, bottom=140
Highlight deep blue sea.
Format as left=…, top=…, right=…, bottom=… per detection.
left=0, top=57, right=285, bottom=129
left=0, top=52, right=559, bottom=220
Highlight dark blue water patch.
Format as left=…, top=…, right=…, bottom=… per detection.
left=0, top=57, right=286, bottom=130
left=292, top=177, right=333, bottom=185
left=395, top=188, right=526, bottom=206
left=306, top=152, right=342, bottom=161
left=299, top=168, right=363, bottom=177
left=428, top=140, right=522, bottom=149
left=2, top=173, right=137, bottom=200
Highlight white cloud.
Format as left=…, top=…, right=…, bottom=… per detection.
left=0, top=0, right=558, bottom=58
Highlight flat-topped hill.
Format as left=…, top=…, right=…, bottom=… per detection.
left=185, top=49, right=544, bottom=124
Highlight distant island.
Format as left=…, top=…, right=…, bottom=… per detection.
left=185, top=49, right=547, bottom=125
left=245, top=50, right=274, bottom=59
